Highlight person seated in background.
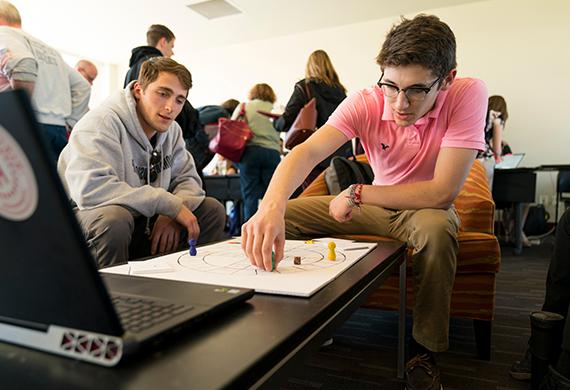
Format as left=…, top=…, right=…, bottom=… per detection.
left=233, top=83, right=281, bottom=221
left=197, top=98, right=240, bottom=133
left=510, top=208, right=570, bottom=389
left=241, top=14, right=487, bottom=390
left=58, top=57, right=226, bottom=268
left=0, top=0, right=90, bottom=163
left=274, top=49, right=351, bottom=188
left=75, top=59, right=98, bottom=85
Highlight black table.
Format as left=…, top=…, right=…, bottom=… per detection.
left=0, top=241, right=407, bottom=389
left=203, top=174, right=243, bottom=228
left=493, top=167, right=536, bottom=255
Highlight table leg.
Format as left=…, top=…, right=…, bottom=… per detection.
left=513, top=202, right=523, bottom=255
left=397, top=258, right=407, bottom=379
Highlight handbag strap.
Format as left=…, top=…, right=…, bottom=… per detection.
left=237, top=102, right=247, bottom=122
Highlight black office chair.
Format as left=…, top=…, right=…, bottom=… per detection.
left=555, top=170, right=570, bottom=223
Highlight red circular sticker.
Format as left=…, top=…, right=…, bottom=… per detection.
left=0, top=125, right=38, bottom=221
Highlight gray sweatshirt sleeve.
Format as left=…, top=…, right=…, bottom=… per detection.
left=62, top=123, right=184, bottom=219
left=66, top=67, right=90, bottom=128
left=0, top=29, right=38, bottom=83
left=168, top=125, right=206, bottom=211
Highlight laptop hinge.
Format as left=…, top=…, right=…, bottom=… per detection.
left=0, top=322, right=123, bottom=366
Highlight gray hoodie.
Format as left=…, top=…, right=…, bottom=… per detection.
left=58, top=82, right=205, bottom=219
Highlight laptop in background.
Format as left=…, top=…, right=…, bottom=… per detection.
left=495, top=153, right=525, bottom=169
left=0, top=90, right=253, bottom=366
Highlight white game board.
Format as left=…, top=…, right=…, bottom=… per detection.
left=101, top=238, right=377, bottom=297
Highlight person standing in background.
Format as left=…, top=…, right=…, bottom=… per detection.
left=0, top=0, right=90, bottom=163
left=75, top=59, right=98, bottom=85
left=477, top=95, right=509, bottom=189
left=124, top=24, right=213, bottom=175
left=234, top=84, right=281, bottom=221
left=274, top=49, right=351, bottom=187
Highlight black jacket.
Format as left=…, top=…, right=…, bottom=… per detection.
left=275, top=79, right=352, bottom=166
left=274, top=79, right=347, bottom=132
left=124, top=46, right=163, bottom=87
left=123, top=47, right=214, bottom=172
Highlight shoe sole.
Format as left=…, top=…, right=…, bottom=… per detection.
left=405, top=385, right=443, bottom=390
left=509, top=371, right=531, bottom=381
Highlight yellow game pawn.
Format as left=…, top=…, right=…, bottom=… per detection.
left=327, top=241, right=336, bottom=261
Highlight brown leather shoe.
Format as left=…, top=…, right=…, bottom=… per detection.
left=405, top=353, right=443, bottom=390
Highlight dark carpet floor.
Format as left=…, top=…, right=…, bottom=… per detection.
left=281, top=237, right=556, bottom=390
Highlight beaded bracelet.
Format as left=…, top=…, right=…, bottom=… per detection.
left=345, top=184, right=363, bottom=208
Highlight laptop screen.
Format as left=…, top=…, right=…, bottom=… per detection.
left=0, top=90, right=122, bottom=335
left=495, top=153, right=525, bottom=169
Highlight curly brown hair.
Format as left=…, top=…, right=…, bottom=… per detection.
left=376, top=14, right=456, bottom=79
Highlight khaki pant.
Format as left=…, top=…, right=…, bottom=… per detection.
left=76, top=197, right=226, bottom=269
left=285, top=195, right=460, bottom=352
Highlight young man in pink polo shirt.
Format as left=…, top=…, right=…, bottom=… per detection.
left=241, top=14, right=486, bottom=390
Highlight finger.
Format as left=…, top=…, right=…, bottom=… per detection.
left=150, top=232, right=159, bottom=255
left=173, top=229, right=180, bottom=249
left=261, top=236, right=274, bottom=272
left=161, top=231, right=172, bottom=253
left=241, top=222, right=248, bottom=252
left=252, top=228, right=266, bottom=270
left=273, top=231, right=285, bottom=269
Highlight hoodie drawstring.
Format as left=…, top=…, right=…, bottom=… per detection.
left=145, top=146, right=152, bottom=236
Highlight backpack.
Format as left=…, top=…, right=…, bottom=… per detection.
left=523, top=204, right=550, bottom=236
left=324, top=156, right=374, bottom=195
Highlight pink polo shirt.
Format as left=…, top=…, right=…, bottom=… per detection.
left=327, top=78, right=487, bottom=185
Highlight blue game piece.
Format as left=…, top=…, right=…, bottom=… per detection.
left=189, top=239, right=197, bottom=256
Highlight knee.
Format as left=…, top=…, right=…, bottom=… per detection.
left=200, top=197, right=226, bottom=227
left=91, top=206, right=134, bottom=243
left=410, top=211, right=458, bottom=248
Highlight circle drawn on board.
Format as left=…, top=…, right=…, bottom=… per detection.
left=176, top=247, right=347, bottom=275
left=0, top=125, right=38, bottom=221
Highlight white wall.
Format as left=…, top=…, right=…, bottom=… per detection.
left=178, top=0, right=570, bottom=219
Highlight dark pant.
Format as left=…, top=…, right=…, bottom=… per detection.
left=76, top=197, right=227, bottom=268
left=39, top=123, right=67, bottom=165
left=238, top=145, right=281, bottom=221
left=543, top=210, right=570, bottom=326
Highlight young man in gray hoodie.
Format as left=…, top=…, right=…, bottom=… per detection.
left=58, top=57, right=226, bottom=268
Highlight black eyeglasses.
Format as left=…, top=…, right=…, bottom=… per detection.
left=377, top=73, right=441, bottom=102
left=148, top=150, right=161, bottom=183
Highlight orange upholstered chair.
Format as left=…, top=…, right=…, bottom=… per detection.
left=299, top=157, right=501, bottom=359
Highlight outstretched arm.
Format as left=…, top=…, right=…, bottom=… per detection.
left=241, top=124, right=349, bottom=271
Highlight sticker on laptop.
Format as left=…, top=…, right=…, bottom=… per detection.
left=0, top=125, right=38, bottom=221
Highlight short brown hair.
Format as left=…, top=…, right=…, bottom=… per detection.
left=248, top=83, right=276, bottom=104
left=146, top=24, right=175, bottom=47
left=221, top=99, right=239, bottom=114
left=488, top=95, right=508, bottom=122
left=138, top=57, right=192, bottom=91
left=0, top=1, right=21, bottom=26
left=376, top=14, right=456, bottom=79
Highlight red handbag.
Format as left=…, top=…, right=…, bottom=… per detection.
left=284, top=83, right=317, bottom=150
left=208, top=103, right=253, bottom=162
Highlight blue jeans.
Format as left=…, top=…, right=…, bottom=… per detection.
left=238, top=145, right=281, bottom=221
left=39, top=123, right=68, bottom=165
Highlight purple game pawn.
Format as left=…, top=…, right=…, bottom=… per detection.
left=189, top=239, right=197, bottom=256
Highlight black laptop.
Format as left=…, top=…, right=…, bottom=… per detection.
left=0, top=90, right=254, bottom=366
